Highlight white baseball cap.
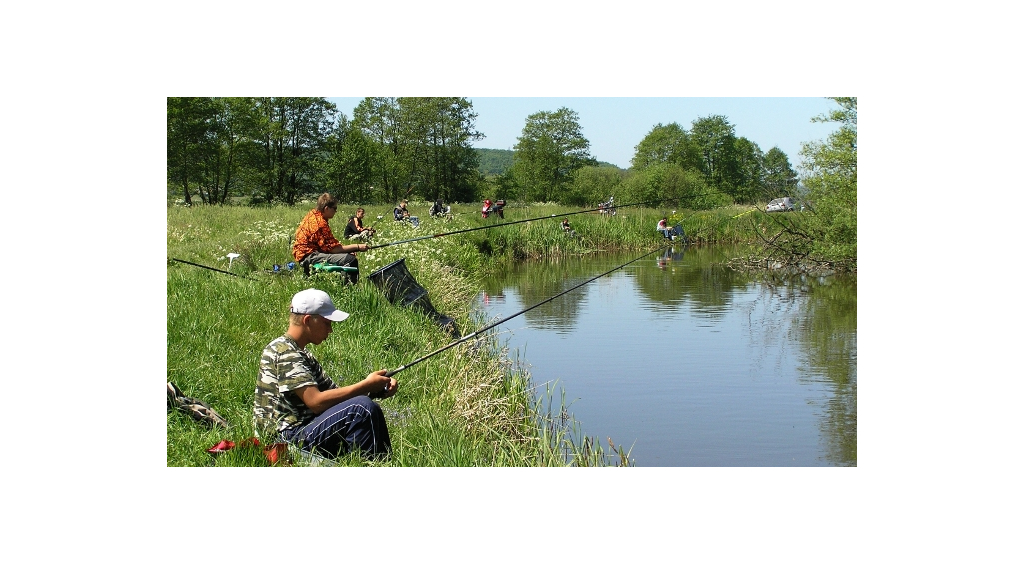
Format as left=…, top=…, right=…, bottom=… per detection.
left=290, top=289, right=350, bottom=322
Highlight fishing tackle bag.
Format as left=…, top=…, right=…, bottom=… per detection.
left=167, top=381, right=230, bottom=429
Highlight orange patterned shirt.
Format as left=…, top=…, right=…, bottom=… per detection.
left=292, top=209, right=340, bottom=262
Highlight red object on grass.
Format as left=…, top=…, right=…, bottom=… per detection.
left=207, top=437, right=287, bottom=464
left=263, top=443, right=288, bottom=464
left=206, top=440, right=236, bottom=453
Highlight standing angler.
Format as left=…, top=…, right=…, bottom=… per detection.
left=253, top=288, right=397, bottom=459
left=293, top=193, right=369, bottom=283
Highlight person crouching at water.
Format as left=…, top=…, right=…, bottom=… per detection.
left=254, top=288, right=397, bottom=459
left=562, top=218, right=576, bottom=236
left=657, top=217, right=671, bottom=238
left=344, top=207, right=375, bottom=241
left=293, top=193, right=368, bottom=283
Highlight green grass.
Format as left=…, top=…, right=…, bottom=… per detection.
left=167, top=199, right=776, bottom=466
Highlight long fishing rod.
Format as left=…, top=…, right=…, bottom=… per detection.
left=171, top=258, right=252, bottom=279
left=368, top=197, right=679, bottom=251
left=381, top=240, right=675, bottom=378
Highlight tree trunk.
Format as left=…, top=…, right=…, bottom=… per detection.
left=182, top=151, right=192, bottom=205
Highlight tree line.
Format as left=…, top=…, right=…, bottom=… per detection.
left=167, top=97, right=484, bottom=206
left=486, top=109, right=799, bottom=210
left=167, top=97, right=799, bottom=210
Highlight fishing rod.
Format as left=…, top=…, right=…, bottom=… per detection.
left=368, top=197, right=680, bottom=251
left=170, top=258, right=253, bottom=279
left=380, top=240, right=675, bottom=378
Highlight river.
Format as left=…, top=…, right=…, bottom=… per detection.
left=476, top=244, right=857, bottom=466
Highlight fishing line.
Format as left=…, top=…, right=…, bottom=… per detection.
left=731, top=207, right=759, bottom=219
left=382, top=240, right=676, bottom=377
left=172, top=198, right=691, bottom=279
left=367, top=197, right=678, bottom=251
left=170, top=258, right=252, bottom=279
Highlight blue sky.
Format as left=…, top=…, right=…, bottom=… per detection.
left=327, top=97, right=841, bottom=170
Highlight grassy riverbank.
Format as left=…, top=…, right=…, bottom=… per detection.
left=166, top=200, right=777, bottom=466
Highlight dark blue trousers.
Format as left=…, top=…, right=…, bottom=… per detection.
left=283, top=396, right=391, bottom=459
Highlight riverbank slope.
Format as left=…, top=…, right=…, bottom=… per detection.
left=166, top=200, right=792, bottom=466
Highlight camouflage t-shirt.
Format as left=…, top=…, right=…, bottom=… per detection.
left=253, top=335, right=338, bottom=437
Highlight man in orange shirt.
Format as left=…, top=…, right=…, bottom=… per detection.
left=293, top=193, right=369, bottom=283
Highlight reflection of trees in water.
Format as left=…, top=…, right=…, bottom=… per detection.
left=489, top=245, right=759, bottom=327
left=632, top=245, right=753, bottom=317
left=499, top=246, right=753, bottom=329
left=790, top=276, right=857, bottom=466
left=738, top=274, right=857, bottom=466
left=484, top=255, right=597, bottom=330
left=484, top=246, right=857, bottom=466
left=737, top=282, right=804, bottom=365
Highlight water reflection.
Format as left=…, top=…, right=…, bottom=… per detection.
left=479, top=244, right=857, bottom=466
left=481, top=255, right=596, bottom=333
left=790, top=276, right=857, bottom=466
left=656, top=246, right=686, bottom=269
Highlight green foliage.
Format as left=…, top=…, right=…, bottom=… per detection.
left=630, top=118, right=776, bottom=206
left=732, top=137, right=765, bottom=203
left=630, top=122, right=699, bottom=171
left=475, top=148, right=514, bottom=176
left=690, top=115, right=739, bottom=193
left=509, top=107, right=597, bottom=203
left=167, top=97, right=225, bottom=205
left=762, top=146, right=798, bottom=198
left=400, top=97, right=484, bottom=203
left=167, top=97, right=487, bottom=208
left=246, top=97, right=340, bottom=206
left=800, top=97, right=856, bottom=267
left=167, top=97, right=343, bottom=206
left=565, top=165, right=625, bottom=207
left=760, top=98, right=856, bottom=272
left=169, top=98, right=797, bottom=212
left=318, top=117, right=376, bottom=203
left=352, top=97, right=405, bottom=202
left=619, top=162, right=730, bottom=211
left=352, top=97, right=483, bottom=204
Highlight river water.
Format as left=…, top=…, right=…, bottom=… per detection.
left=476, top=244, right=857, bottom=466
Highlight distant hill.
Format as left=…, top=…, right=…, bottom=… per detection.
left=475, top=148, right=514, bottom=176
left=475, top=148, right=621, bottom=175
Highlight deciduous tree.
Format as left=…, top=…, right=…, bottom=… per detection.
left=567, top=165, right=625, bottom=207
left=800, top=97, right=856, bottom=266
left=352, top=97, right=484, bottom=204
left=690, top=114, right=739, bottom=197
left=319, top=115, right=376, bottom=202
left=762, top=146, right=798, bottom=198
left=732, top=136, right=765, bottom=204
left=353, top=97, right=406, bottom=203
left=402, top=97, right=483, bottom=203
left=167, top=97, right=219, bottom=205
left=510, top=107, right=596, bottom=203
left=620, top=162, right=727, bottom=210
left=631, top=122, right=698, bottom=171
left=759, top=97, right=857, bottom=272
